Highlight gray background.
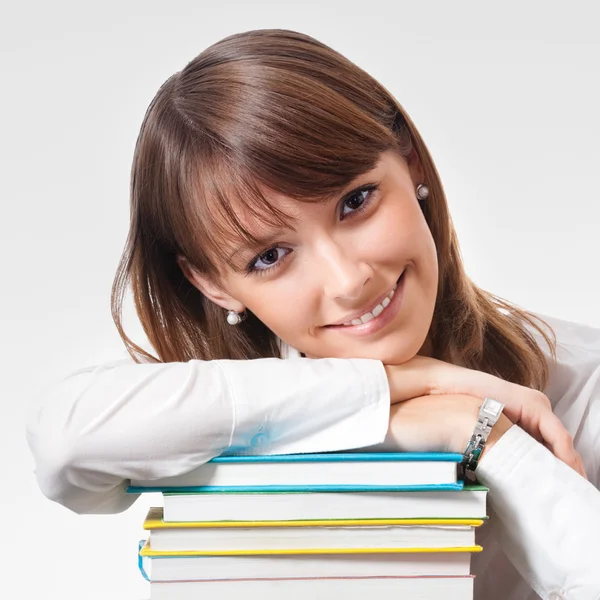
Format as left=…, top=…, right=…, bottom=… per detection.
left=1, top=1, right=599, bottom=598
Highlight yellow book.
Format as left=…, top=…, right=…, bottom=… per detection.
left=140, top=538, right=483, bottom=556
left=144, top=506, right=484, bottom=528
left=142, top=507, right=484, bottom=555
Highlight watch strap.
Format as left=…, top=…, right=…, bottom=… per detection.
left=459, top=397, right=505, bottom=474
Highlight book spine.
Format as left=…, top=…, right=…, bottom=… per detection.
left=127, top=482, right=465, bottom=494
left=138, top=540, right=150, bottom=582
left=209, top=453, right=464, bottom=463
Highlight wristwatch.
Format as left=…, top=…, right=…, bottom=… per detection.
left=459, top=397, right=505, bottom=475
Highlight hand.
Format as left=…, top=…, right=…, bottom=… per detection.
left=375, top=393, right=512, bottom=459
left=384, top=356, right=587, bottom=478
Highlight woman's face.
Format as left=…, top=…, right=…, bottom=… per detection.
left=196, top=150, right=439, bottom=364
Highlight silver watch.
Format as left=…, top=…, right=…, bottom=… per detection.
left=460, top=397, right=505, bottom=474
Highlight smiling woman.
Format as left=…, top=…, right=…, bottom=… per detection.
left=178, top=151, right=438, bottom=364
left=113, top=29, right=550, bottom=387
left=27, top=28, right=600, bottom=600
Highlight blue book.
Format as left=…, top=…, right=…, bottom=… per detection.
left=127, top=452, right=464, bottom=493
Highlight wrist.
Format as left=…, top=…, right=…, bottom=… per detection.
left=457, top=398, right=511, bottom=474
left=384, top=358, right=436, bottom=404
left=446, top=396, right=511, bottom=455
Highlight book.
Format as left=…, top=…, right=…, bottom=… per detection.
left=147, top=575, right=475, bottom=600
left=127, top=452, right=464, bottom=492
left=142, top=507, right=482, bottom=553
left=161, top=484, right=488, bottom=522
left=138, top=539, right=477, bottom=581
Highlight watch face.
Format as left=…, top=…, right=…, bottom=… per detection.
left=483, top=397, right=504, bottom=417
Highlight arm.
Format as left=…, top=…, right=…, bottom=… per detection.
left=26, top=356, right=390, bottom=515
left=381, top=391, right=600, bottom=597
left=386, top=356, right=586, bottom=478
left=476, top=425, right=600, bottom=599
left=27, top=352, right=582, bottom=516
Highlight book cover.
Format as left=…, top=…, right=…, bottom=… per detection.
left=141, top=507, right=483, bottom=553
left=137, top=539, right=476, bottom=582
left=143, top=506, right=485, bottom=529
left=127, top=452, right=464, bottom=492
left=139, top=537, right=484, bottom=557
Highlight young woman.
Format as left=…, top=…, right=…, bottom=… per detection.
left=27, top=29, right=600, bottom=599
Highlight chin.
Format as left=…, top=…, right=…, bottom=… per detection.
left=301, top=321, right=431, bottom=363
left=370, top=347, right=421, bottom=365
left=314, top=339, right=423, bottom=364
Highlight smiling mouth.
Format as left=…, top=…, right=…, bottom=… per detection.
left=325, top=272, right=404, bottom=328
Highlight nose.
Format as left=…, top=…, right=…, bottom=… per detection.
left=315, top=237, right=372, bottom=300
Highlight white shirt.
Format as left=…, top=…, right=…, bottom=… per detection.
left=26, top=314, right=600, bottom=600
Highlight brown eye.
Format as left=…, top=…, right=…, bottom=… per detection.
left=346, top=192, right=365, bottom=210
left=340, top=185, right=378, bottom=219
left=259, top=249, right=279, bottom=265
left=249, top=246, right=292, bottom=273
left=345, top=191, right=366, bottom=210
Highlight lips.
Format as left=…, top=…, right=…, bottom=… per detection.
left=325, top=272, right=404, bottom=327
left=323, top=271, right=407, bottom=337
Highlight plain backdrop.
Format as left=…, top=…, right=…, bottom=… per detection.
left=2, top=1, right=599, bottom=598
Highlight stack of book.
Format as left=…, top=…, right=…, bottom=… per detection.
left=129, top=452, right=488, bottom=599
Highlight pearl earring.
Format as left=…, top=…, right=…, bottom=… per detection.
left=416, top=184, right=429, bottom=200
left=226, top=310, right=243, bottom=326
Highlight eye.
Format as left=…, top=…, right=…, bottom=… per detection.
left=248, top=246, right=292, bottom=274
left=340, top=184, right=379, bottom=219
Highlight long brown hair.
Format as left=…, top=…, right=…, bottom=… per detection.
left=111, top=29, right=555, bottom=389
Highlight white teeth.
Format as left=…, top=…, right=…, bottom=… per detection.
left=340, top=282, right=398, bottom=326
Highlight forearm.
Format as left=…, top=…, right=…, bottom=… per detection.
left=476, top=425, right=600, bottom=598
left=26, top=356, right=390, bottom=514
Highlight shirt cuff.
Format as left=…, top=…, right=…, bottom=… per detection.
left=475, top=423, right=535, bottom=487
left=474, top=424, right=600, bottom=598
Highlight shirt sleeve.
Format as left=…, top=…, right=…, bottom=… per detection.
left=25, top=356, right=390, bottom=515
left=476, top=424, right=600, bottom=600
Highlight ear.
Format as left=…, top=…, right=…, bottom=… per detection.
left=177, top=256, right=246, bottom=313
left=405, top=147, right=426, bottom=187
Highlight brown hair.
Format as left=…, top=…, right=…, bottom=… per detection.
left=111, top=29, right=555, bottom=389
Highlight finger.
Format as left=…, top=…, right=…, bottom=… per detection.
left=537, top=415, right=587, bottom=477
left=539, top=420, right=588, bottom=479
left=537, top=411, right=575, bottom=464
left=497, top=387, right=551, bottom=436
left=529, top=428, right=544, bottom=444
left=542, top=438, right=586, bottom=478
left=576, top=453, right=588, bottom=480
left=511, top=393, right=546, bottom=444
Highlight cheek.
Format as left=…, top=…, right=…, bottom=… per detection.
left=243, top=282, right=317, bottom=342
left=374, top=203, right=439, bottom=305
left=366, top=200, right=435, bottom=264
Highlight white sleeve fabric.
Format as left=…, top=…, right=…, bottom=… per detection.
left=476, top=424, right=600, bottom=600
left=25, top=356, right=390, bottom=515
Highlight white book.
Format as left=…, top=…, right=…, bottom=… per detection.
left=162, top=486, right=488, bottom=522
left=147, top=523, right=477, bottom=552
left=143, top=551, right=474, bottom=582
left=128, top=452, right=463, bottom=491
left=149, top=575, right=474, bottom=600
